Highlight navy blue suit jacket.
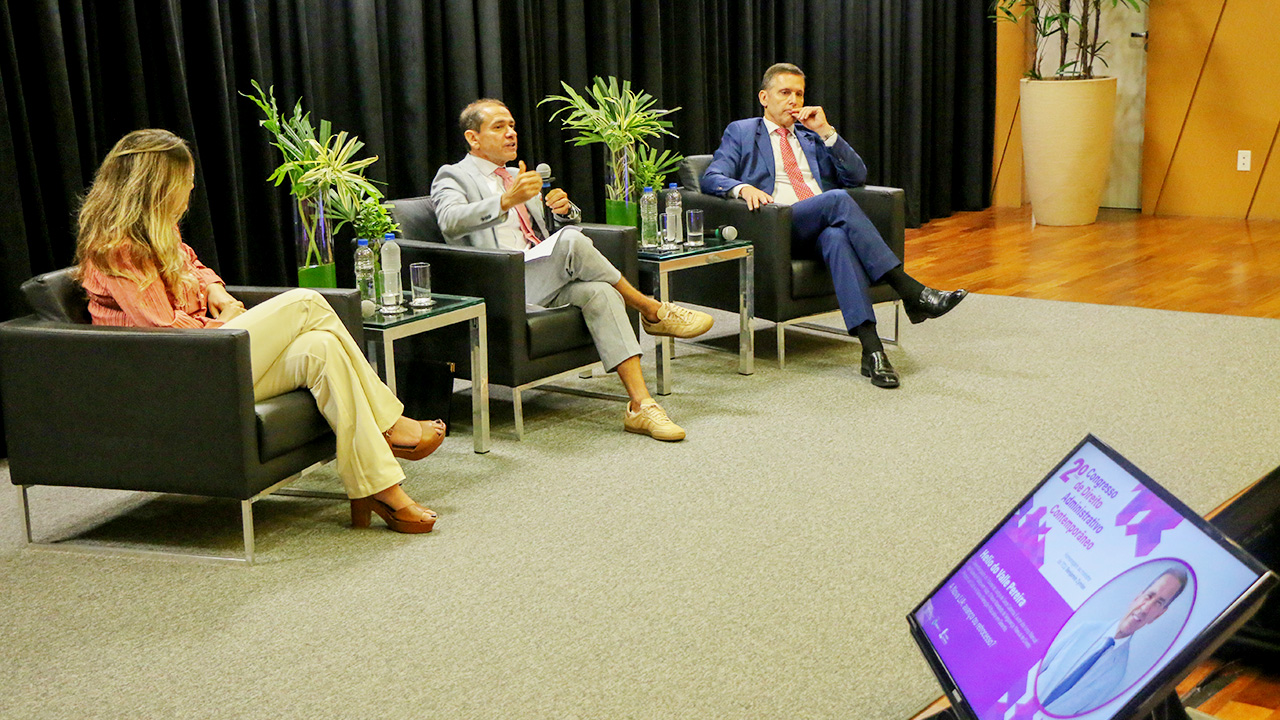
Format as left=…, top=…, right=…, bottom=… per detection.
left=700, top=118, right=868, bottom=198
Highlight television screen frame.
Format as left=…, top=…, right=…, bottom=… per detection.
left=907, top=435, right=1277, bottom=720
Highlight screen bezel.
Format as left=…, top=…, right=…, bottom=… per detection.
left=907, top=434, right=1277, bottom=720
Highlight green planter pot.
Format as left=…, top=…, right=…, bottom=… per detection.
left=604, top=199, right=638, bottom=228
left=297, top=262, right=337, bottom=288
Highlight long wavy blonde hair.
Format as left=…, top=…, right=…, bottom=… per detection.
left=76, top=129, right=196, bottom=296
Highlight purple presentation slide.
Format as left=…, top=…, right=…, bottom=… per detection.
left=914, top=442, right=1260, bottom=720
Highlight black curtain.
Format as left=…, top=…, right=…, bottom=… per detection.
left=0, top=0, right=993, bottom=453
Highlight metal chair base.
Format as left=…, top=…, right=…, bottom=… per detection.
left=510, top=361, right=630, bottom=439
left=776, top=300, right=901, bottom=369
left=17, top=463, right=344, bottom=565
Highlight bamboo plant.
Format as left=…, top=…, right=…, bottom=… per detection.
left=242, top=81, right=382, bottom=269
left=540, top=77, right=682, bottom=204
left=992, top=0, right=1146, bottom=80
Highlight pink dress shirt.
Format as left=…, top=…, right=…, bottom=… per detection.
left=81, top=242, right=227, bottom=328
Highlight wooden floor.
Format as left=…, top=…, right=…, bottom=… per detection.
left=905, top=206, right=1280, bottom=319
left=903, top=205, right=1280, bottom=719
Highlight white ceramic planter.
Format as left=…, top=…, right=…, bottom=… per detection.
left=1020, top=77, right=1117, bottom=226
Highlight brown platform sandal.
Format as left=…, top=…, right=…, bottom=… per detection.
left=350, top=496, right=437, bottom=533
left=383, top=419, right=446, bottom=461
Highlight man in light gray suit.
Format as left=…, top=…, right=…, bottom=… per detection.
left=431, top=98, right=714, bottom=441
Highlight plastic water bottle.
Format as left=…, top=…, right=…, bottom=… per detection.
left=665, top=183, right=683, bottom=245
left=354, top=238, right=375, bottom=303
left=639, top=186, right=659, bottom=249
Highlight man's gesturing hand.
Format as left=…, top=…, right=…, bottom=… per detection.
left=545, top=188, right=573, bottom=215
left=794, top=106, right=835, bottom=140
left=500, top=161, right=543, bottom=211
left=739, top=185, right=774, bottom=211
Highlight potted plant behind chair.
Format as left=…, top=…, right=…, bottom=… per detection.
left=993, top=0, right=1147, bottom=226
left=540, top=77, right=682, bottom=227
left=243, top=81, right=383, bottom=287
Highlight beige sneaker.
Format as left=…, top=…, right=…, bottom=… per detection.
left=624, top=399, right=686, bottom=441
left=642, top=302, right=714, bottom=339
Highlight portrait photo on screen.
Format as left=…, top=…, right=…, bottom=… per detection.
left=1035, top=559, right=1195, bottom=717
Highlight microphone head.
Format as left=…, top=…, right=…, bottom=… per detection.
left=719, top=225, right=738, bottom=241
left=535, top=163, right=552, bottom=181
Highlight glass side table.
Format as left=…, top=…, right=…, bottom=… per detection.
left=363, top=293, right=489, bottom=454
left=638, top=240, right=754, bottom=395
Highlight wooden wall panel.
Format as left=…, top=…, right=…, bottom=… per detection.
left=1155, top=1, right=1280, bottom=218
left=992, top=18, right=1025, bottom=208
left=1141, top=0, right=1222, bottom=214
left=1249, top=122, right=1280, bottom=219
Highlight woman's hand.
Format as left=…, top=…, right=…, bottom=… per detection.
left=206, top=283, right=245, bottom=321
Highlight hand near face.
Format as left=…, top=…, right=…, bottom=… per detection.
left=795, top=106, right=835, bottom=138
left=545, top=187, right=573, bottom=215
left=501, top=160, right=543, bottom=211
left=739, top=184, right=774, bottom=211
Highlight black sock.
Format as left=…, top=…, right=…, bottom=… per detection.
left=851, top=320, right=884, bottom=357
left=881, top=266, right=925, bottom=302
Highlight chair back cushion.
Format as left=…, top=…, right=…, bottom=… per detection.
left=679, top=155, right=714, bottom=191
left=387, top=196, right=447, bottom=244
left=21, top=267, right=90, bottom=323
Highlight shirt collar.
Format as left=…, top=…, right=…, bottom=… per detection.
left=1103, top=621, right=1133, bottom=650
left=763, top=117, right=800, bottom=137
left=465, top=153, right=506, bottom=177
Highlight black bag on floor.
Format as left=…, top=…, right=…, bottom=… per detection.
left=1209, top=463, right=1280, bottom=661
left=392, top=349, right=455, bottom=434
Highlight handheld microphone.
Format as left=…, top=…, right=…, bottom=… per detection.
left=712, top=225, right=739, bottom=242
left=535, top=163, right=555, bottom=228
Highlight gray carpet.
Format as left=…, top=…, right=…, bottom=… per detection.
left=2, top=294, right=1278, bottom=720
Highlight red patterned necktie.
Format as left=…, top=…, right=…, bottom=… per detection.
left=776, top=127, right=816, bottom=201
left=493, top=167, right=541, bottom=247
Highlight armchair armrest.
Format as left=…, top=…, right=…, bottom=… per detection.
left=845, top=185, right=906, bottom=262
left=228, top=286, right=363, bottom=344
left=0, top=317, right=259, bottom=497
left=577, top=223, right=639, bottom=287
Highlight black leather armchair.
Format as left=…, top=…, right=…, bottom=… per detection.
left=674, top=155, right=907, bottom=367
left=0, top=268, right=363, bottom=563
left=380, top=196, right=640, bottom=439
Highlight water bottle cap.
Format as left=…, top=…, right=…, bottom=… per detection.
left=668, top=183, right=678, bottom=188
left=643, top=186, right=653, bottom=192
left=383, top=233, right=395, bottom=240
left=357, top=238, right=369, bottom=246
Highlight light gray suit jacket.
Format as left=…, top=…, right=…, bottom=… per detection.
left=430, top=153, right=579, bottom=248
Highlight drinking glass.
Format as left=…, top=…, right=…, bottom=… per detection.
left=409, top=262, right=435, bottom=308
left=379, top=269, right=405, bottom=314
left=685, top=209, right=705, bottom=247
left=657, top=212, right=680, bottom=253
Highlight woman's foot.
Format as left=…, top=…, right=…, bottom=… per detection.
left=351, top=484, right=437, bottom=533
left=383, top=416, right=446, bottom=460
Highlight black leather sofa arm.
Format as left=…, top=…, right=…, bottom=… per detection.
left=577, top=223, right=639, bottom=285
left=846, top=185, right=906, bottom=261
left=227, top=286, right=364, bottom=344
left=0, top=318, right=259, bottom=492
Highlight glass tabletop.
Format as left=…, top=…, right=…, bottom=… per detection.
left=362, top=292, right=483, bottom=330
left=638, top=238, right=752, bottom=260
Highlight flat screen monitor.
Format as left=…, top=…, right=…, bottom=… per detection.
left=908, top=435, right=1277, bottom=720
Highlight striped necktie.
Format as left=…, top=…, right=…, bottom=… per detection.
left=1043, top=636, right=1115, bottom=707
left=777, top=127, right=816, bottom=201
left=493, top=167, right=542, bottom=247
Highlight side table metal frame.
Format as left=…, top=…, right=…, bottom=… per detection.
left=364, top=302, right=490, bottom=454
left=640, top=245, right=754, bottom=396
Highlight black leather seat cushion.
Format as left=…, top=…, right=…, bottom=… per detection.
left=791, top=259, right=837, bottom=299
left=21, top=268, right=91, bottom=323
left=526, top=305, right=595, bottom=360
left=254, top=389, right=332, bottom=462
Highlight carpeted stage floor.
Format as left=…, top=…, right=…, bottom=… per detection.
left=2, top=294, right=1278, bottom=719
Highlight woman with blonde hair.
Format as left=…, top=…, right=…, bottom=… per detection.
left=77, top=128, right=444, bottom=533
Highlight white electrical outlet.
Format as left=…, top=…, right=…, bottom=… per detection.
left=1238, top=150, right=1252, bottom=172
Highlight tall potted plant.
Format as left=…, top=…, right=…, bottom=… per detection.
left=243, top=81, right=382, bottom=286
left=993, top=0, right=1146, bottom=226
left=540, top=77, right=682, bottom=226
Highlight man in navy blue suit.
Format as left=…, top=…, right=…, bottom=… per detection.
left=702, top=63, right=967, bottom=388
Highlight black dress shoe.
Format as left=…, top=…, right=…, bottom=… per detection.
left=860, top=351, right=900, bottom=388
left=904, top=288, right=968, bottom=324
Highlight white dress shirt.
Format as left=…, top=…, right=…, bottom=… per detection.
left=732, top=119, right=840, bottom=205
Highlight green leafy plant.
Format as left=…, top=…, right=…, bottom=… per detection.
left=539, top=77, right=681, bottom=203
left=353, top=198, right=399, bottom=241
left=992, top=0, right=1146, bottom=80
left=242, top=80, right=382, bottom=267
left=631, top=146, right=684, bottom=195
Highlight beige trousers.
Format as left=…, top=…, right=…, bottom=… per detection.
left=224, top=288, right=404, bottom=498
